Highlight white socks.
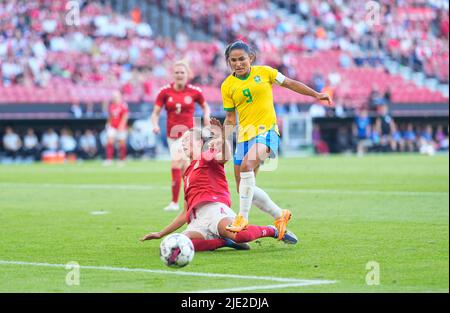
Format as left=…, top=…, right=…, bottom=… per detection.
left=252, top=186, right=283, bottom=219
left=239, top=171, right=255, bottom=220
left=239, top=171, right=283, bottom=220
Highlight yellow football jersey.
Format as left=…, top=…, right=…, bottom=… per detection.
left=221, top=65, right=280, bottom=143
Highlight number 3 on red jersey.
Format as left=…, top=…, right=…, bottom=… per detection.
left=175, top=103, right=182, bottom=114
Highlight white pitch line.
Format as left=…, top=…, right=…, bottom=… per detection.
left=0, top=182, right=447, bottom=197
left=90, top=211, right=109, bottom=215
left=0, top=260, right=336, bottom=291
left=191, top=281, right=335, bottom=293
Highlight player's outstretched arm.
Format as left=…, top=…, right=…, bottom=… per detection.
left=202, top=102, right=211, bottom=127
left=223, top=109, right=237, bottom=143
left=118, top=112, right=129, bottom=131
left=150, top=105, right=162, bottom=134
left=209, top=117, right=232, bottom=164
left=223, top=110, right=236, bottom=127
left=210, top=117, right=222, bottom=129
left=141, top=204, right=187, bottom=241
left=281, top=77, right=332, bottom=106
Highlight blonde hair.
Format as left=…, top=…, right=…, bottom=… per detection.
left=173, top=59, right=191, bottom=75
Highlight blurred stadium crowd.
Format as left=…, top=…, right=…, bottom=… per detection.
left=0, top=0, right=448, bottom=104
left=0, top=0, right=449, bottom=162
left=312, top=105, right=448, bottom=155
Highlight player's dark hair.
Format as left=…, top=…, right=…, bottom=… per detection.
left=224, top=40, right=256, bottom=64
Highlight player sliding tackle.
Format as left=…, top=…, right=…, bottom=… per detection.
left=221, top=40, right=333, bottom=236
left=141, top=122, right=297, bottom=251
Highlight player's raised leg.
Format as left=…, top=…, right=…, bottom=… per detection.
left=253, top=185, right=292, bottom=241
left=226, top=143, right=267, bottom=232
left=231, top=142, right=292, bottom=240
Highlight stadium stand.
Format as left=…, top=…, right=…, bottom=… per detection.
left=0, top=0, right=448, bottom=107
left=0, top=0, right=448, bottom=160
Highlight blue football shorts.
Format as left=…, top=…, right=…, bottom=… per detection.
left=233, top=129, right=280, bottom=166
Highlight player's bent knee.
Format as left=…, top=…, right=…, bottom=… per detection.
left=217, top=218, right=236, bottom=240
left=240, top=160, right=257, bottom=173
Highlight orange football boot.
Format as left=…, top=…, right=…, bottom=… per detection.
left=274, top=209, right=292, bottom=240
left=226, top=214, right=249, bottom=233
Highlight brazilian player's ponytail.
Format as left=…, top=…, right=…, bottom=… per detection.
left=224, top=40, right=256, bottom=65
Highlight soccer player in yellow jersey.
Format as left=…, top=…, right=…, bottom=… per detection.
left=221, top=41, right=332, bottom=239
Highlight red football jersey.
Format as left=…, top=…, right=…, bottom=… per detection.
left=155, top=83, right=206, bottom=139
left=183, top=149, right=231, bottom=223
left=108, top=101, right=129, bottom=128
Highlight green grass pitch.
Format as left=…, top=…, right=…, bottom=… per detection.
left=0, top=154, right=448, bottom=292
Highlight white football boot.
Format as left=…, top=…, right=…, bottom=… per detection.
left=163, top=202, right=180, bottom=211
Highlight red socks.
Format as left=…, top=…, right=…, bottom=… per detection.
left=119, top=143, right=127, bottom=161
left=106, top=143, right=114, bottom=160
left=191, top=238, right=226, bottom=251
left=190, top=226, right=276, bottom=252
left=234, top=225, right=276, bottom=243
left=107, top=143, right=127, bottom=160
left=171, top=168, right=182, bottom=203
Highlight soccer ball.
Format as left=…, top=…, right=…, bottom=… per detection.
left=160, top=233, right=195, bottom=268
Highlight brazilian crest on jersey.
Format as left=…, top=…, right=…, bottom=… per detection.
left=221, top=66, right=281, bottom=143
